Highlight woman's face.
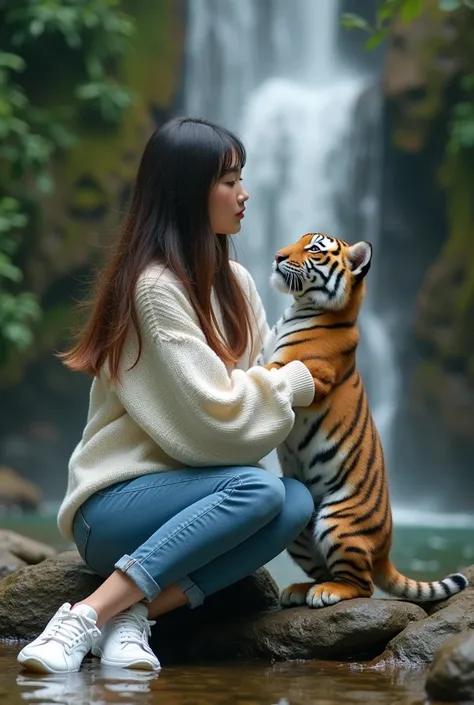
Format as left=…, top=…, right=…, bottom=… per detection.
left=208, top=159, right=249, bottom=235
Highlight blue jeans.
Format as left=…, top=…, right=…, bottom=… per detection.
left=72, top=466, right=314, bottom=609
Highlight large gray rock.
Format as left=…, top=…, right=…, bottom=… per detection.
left=0, top=551, right=102, bottom=639
left=0, top=530, right=56, bottom=576
left=426, top=564, right=474, bottom=616
left=375, top=566, right=474, bottom=667
left=184, top=599, right=427, bottom=662
left=0, top=467, right=41, bottom=510
left=425, top=631, right=474, bottom=702
left=0, top=550, right=280, bottom=651
left=0, top=550, right=27, bottom=581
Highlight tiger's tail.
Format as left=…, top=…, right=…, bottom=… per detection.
left=373, top=558, right=468, bottom=602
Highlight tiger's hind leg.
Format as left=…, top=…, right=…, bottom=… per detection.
left=305, top=519, right=375, bottom=608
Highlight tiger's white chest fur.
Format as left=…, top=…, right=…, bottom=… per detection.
left=256, top=302, right=352, bottom=505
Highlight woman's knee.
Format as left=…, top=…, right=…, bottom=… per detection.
left=281, top=477, right=314, bottom=528
left=236, top=467, right=286, bottom=517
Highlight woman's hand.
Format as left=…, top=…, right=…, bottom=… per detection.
left=265, top=360, right=335, bottom=403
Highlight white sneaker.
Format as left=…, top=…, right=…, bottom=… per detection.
left=92, top=603, right=160, bottom=671
left=17, top=603, right=100, bottom=674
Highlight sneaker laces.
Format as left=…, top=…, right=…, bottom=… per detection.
left=43, top=607, right=99, bottom=648
left=113, top=610, right=156, bottom=647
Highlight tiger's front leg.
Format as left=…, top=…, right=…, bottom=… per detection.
left=304, top=515, right=375, bottom=608
left=281, top=525, right=332, bottom=607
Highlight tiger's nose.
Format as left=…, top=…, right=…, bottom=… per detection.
left=275, top=253, right=288, bottom=264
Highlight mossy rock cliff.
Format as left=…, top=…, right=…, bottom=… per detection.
left=1, top=0, right=185, bottom=388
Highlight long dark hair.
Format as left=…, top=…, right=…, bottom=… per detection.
left=60, top=116, right=253, bottom=380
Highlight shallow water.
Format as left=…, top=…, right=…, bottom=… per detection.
left=1, top=644, right=435, bottom=705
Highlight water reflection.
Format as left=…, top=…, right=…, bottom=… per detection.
left=16, top=664, right=158, bottom=705
left=8, top=650, right=431, bottom=705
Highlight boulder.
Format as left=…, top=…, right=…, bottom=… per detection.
left=375, top=564, right=474, bottom=666
left=0, top=467, right=41, bottom=511
left=184, top=599, right=426, bottom=663
left=0, top=550, right=27, bottom=581
left=0, top=530, right=56, bottom=566
left=0, top=551, right=102, bottom=639
left=0, top=530, right=57, bottom=580
left=425, top=630, right=474, bottom=702
left=0, top=550, right=280, bottom=651
left=426, top=564, right=474, bottom=617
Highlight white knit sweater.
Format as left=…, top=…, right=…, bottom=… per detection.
left=57, top=261, right=315, bottom=540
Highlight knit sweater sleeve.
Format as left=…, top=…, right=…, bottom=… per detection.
left=113, top=275, right=315, bottom=467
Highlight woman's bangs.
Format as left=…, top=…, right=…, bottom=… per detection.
left=218, top=136, right=246, bottom=177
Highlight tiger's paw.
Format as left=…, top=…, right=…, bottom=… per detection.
left=281, top=582, right=315, bottom=607
left=306, top=581, right=366, bottom=608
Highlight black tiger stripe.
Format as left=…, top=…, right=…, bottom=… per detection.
left=309, top=386, right=366, bottom=467
left=325, top=542, right=342, bottom=561
left=307, top=473, right=323, bottom=486
left=326, top=419, right=343, bottom=440
left=278, top=322, right=355, bottom=343
left=274, top=336, right=314, bottom=352
left=345, top=546, right=369, bottom=555
left=318, top=523, right=339, bottom=542
left=339, top=500, right=391, bottom=539
left=440, top=581, right=451, bottom=597
left=338, top=363, right=356, bottom=385
left=324, top=448, right=362, bottom=496
left=342, top=343, right=357, bottom=356
left=336, top=419, right=378, bottom=514
left=284, top=313, right=323, bottom=323
left=328, top=268, right=345, bottom=299
left=298, top=410, right=329, bottom=451
left=330, top=558, right=371, bottom=573
left=330, top=571, right=372, bottom=590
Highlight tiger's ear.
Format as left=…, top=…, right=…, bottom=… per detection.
left=347, top=241, right=372, bottom=279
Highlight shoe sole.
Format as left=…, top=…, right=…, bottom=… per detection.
left=92, top=646, right=160, bottom=671
left=17, top=655, right=79, bottom=674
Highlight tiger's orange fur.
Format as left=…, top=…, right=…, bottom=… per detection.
left=257, top=232, right=468, bottom=608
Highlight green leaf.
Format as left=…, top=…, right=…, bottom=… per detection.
left=2, top=322, right=33, bottom=349
left=365, top=29, right=389, bottom=50
left=401, top=0, right=424, bottom=23
left=340, top=13, right=371, bottom=32
left=463, top=0, right=474, bottom=8
left=0, top=52, right=25, bottom=71
left=0, top=254, right=22, bottom=282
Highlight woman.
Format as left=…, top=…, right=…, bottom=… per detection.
left=18, top=117, right=317, bottom=675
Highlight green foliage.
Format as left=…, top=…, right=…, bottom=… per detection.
left=341, top=1, right=474, bottom=156
left=448, top=75, right=474, bottom=154
left=341, top=0, right=474, bottom=49
left=0, top=0, right=135, bottom=365
left=0, top=198, right=41, bottom=361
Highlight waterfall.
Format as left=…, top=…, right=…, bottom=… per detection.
left=183, top=0, right=397, bottom=459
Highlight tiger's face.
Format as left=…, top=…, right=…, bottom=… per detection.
left=270, top=232, right=372, bottom=310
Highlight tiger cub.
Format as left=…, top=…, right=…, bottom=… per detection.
left=257, top=232, right=468, bottom=608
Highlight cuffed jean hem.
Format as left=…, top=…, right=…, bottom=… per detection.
left=176, top=576, right=206, bottom=609
left=115, top=555, right=205, bottom=608
left=115, top=554, right=161, bottom=602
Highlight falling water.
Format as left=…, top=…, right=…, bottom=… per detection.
left=183, top=0, right=398, bottom=458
